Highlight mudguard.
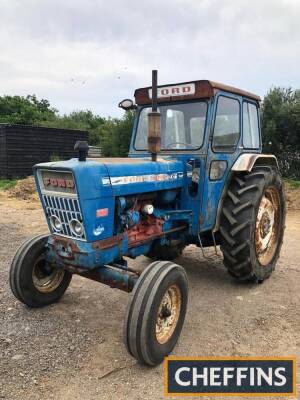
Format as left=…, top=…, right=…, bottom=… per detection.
left=214, top=153, right=279, bottom=231
left=231, top=153, right=278, bottom=172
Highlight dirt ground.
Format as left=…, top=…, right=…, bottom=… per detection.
left=0, top=191, right=299, bottom=400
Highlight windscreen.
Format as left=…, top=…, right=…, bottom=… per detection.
left=134, top=101, right=207, bottom=151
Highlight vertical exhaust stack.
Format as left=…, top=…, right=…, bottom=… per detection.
left=148, top=70, right=161, bottom=162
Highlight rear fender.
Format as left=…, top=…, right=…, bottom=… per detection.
left=214, top=153, right=279, bottom=231
left=231, top=153, right=278, bottom=172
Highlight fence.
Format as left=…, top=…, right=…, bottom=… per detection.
left=0, top=124, right=88, bottom=179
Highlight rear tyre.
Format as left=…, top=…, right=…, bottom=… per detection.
left=219, top=167, right=285, bottom=282
left=10, top=234, right=72, bottom=307
left=124, top=261, right=188, bottom=366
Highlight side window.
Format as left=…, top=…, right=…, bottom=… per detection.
left=243, top=102, right=260, bottom=148
left=212, top=96, right=240, bottom=152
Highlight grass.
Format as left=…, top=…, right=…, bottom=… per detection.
left=284, top=178, right=300, bottom=189
left=0, top=179, right=18, bottom=190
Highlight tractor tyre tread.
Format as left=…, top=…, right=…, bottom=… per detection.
left=124, top=261, right=188, bottom=366
left=219, top=167, right=286, bottom=282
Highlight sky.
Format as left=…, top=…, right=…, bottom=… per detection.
left=0, top=0, right=299, bottom=117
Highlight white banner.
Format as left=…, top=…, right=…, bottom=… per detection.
left=149, top=83, right=195, bottom=99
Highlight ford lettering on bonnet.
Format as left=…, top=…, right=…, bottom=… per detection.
left=40, top=170, right=76, bottom=195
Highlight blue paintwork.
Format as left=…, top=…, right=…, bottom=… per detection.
left=34, top=89, right=262, bottom=290
left=34, top=157, right=186, bottom=242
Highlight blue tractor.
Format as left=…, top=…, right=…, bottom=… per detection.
left=10, top=71, right=285, bottom=366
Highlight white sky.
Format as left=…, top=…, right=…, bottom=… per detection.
left=0, top=0, right=299, bottom=117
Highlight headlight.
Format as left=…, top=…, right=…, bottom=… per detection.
left=50, top=215, right=62, bottom=232
left=69, top=219, right=84, bottom=237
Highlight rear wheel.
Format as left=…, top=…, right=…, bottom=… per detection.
left=219, top=167, right=285, bottom=282
left=124, top=261, right=188, bottom=365
left=10, top=234, right=72, bottom=307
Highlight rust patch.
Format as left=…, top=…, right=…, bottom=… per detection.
left=51, top=235, right=80, bottom=253
left=92, top=234, right=124, bottom=250
left=128, top=225, right=186, bottom=249
left=78, top=267, right=138, bottom=293
left=135, top=80, right=260, bottom=106
left=255, top=186, right=281, bottom=266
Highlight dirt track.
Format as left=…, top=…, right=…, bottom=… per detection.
left=0, top=193, right=299, bottom=400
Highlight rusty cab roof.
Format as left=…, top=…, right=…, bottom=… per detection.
left=134, top=80, right=261, bottom=106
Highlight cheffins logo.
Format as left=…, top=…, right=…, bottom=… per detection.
left=164, top=357, right=296, bottom=396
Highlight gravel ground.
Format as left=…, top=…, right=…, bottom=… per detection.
left=0, top=193, right=299, bottom=400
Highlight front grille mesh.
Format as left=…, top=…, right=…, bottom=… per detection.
left=43, top=194, right=86, bottom=240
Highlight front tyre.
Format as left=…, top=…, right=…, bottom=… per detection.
left=220, top=167, right=286, bottom=282
left=124, top=261, right=188, bottom=366
left=10, top=234, right=72, bottom=307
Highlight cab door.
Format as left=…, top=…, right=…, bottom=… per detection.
left=200, top=92, right=243, bottom=232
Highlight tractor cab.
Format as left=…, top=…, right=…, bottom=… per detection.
left=129, top=79, right=261, bottom=156
left=123, top=79, right=266, bottom=232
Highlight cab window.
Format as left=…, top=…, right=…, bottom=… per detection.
left=243, top=102, right=260, bottom=148
left=134, top=102, right=207, bottom=151
left=212, top=96, right=240, bottom=152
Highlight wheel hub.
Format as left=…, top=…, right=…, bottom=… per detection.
left=160, top=305, right=172, bottom=319
left=32, top=256, right=65, bottom=293
left=255, top=187, right=280, bottom=266
left=156, top=284, right=182, bottom=344
left=260, top=211, right=271, bottom=238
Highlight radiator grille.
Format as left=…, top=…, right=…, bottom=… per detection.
left=43, top=194, right=86, bottom=240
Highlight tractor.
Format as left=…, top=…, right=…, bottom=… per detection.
left=10, top=71, right=286, bottom=366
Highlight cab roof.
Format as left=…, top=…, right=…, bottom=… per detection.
left=134, top=80, right=261, bottom=105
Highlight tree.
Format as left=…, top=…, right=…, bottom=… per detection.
left=99, top=111, right=135, bottom=157
left=0, top=95, right=57, bottom=125
left=261, top=87, right=300, bottom=151
left=261, top=87, right=300, bottom=178
left=39, top=110, right=106, bottom=145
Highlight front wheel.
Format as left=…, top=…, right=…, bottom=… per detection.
left=10, top=234, right=72, bottom=307
left=124, top=261, right=188, bottom=366
left=220, top=167, right=286, bottom=282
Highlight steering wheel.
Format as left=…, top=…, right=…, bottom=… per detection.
left=165, top=141, right=194, bottom=149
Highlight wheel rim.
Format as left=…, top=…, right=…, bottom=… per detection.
left=255, top=186, right=281, bottom=266
left=155, top=284, right=182, bottom=344
left=32, top=255, right=65, bottom=293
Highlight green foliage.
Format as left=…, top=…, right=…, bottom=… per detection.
left=99, top=111, right=135, bottom=157
left=0, top=95, right=57, bottom=125
left=284, top=178, right=300, bottom=190
left=50, top=154, right=61, bottom=162
left=39, top=109, right=134, bottom=155
left=261, top=87, right=300, bottom=178
left=0, top=179, right=17, bottom=190
left=1, top=88, right=299, bottom=174
left=39, top=110, right=107, bottom=146
left=261, top=87, right=300, bottom=151
left=0, top=93, right=135, bottom=157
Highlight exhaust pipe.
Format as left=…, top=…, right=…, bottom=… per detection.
left=148, top=70, right=161, bottom=162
